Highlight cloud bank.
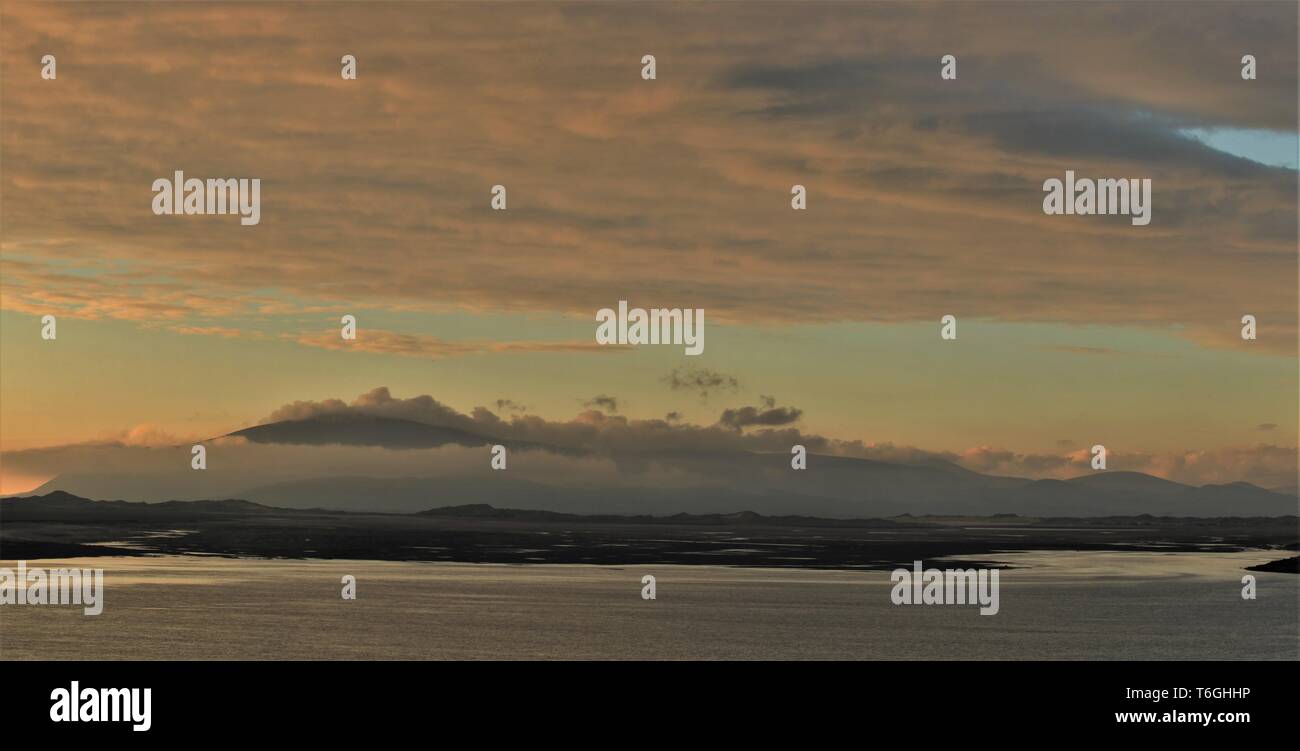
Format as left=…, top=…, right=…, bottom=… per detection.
left=1, top=2, right=1294, bottom=353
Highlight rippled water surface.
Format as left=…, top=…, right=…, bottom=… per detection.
left=2, top=551, right=1295, bottom=660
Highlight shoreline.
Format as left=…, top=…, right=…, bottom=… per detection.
left=3, top=546, right=1296, bottom=576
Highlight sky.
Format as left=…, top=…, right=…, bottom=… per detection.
left=1, top=1, right=1297, bottom=495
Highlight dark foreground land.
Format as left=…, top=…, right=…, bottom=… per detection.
left=2, top=491, right=1296, bottom=571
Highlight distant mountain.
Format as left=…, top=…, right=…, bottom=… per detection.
left=1066, top=471, right=1190, bottom=497
left=148, top=455, right=1300, bottom=517
left=0, top=490, right=279, bottom=521
left=239, top=474, right=572, bottom=514
left=21, top=413, right=1296, bottom=518
left=32, top=461, right=1294, bottom=517
left=417, top=503, right=906, bottom=527
left=234, top=472, right=890, bottom=516
left=28, top=472, right=251, bottom=503
left=4, top=492, right=1294, bottom=530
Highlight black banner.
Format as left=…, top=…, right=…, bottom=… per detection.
left=3, top=660, right=1287, bottom=739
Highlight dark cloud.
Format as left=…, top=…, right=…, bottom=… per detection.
left=259, top=388, right=829, bottom=457
left=664, top=368, right=740, bottom=399
left=717, top=399, right=802, bottom=431
left=583, top=395, right=620, bottom=413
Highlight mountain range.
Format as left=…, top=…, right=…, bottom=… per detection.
left=20, top=414, right=1299, bottom=517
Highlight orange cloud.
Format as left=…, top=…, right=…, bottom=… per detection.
left=293, top=329, right=625, bottom=358
left=0, top=1, right=1293, bottom=354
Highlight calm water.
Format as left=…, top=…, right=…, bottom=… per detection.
left=2, top=551, right=1296, bottom=660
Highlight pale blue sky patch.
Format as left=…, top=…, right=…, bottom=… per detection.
left=1180, top=127, right=1299, bottom=170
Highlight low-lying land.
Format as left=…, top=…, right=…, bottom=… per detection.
left=2, top=491, right=1296, bottom=571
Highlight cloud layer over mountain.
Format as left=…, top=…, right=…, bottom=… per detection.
left=7, top=388, right=1292, bottom=499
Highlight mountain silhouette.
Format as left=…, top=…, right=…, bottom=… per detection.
left=18, top=413, right=1294, bottom=517
left=28, top=459, right=1295, bottom=519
